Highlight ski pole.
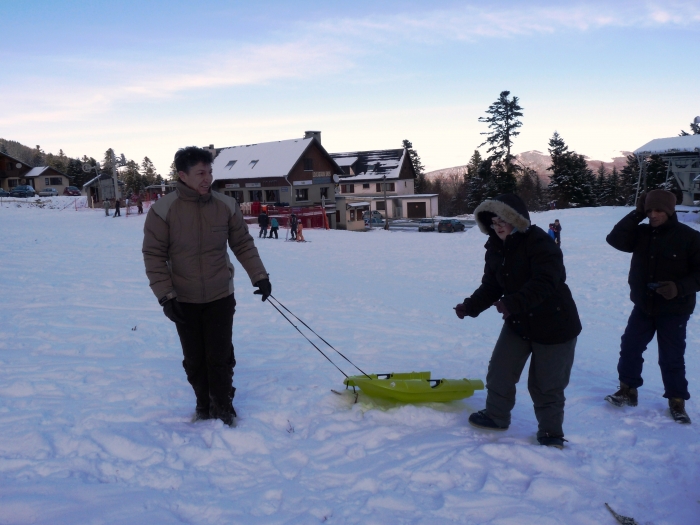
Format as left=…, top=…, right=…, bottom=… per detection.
left=268, top=295, right=372, bottom=379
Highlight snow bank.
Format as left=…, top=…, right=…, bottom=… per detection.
left=0, top=203, right=698, bottom=524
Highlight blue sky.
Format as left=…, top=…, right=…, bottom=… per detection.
left=2, top=0, right=699, bottom=174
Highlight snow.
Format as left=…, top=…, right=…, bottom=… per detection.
left=1, top=199, right=700, bottom=524
left=634, top=135, right=700, bottom=155
left=212, top=137, right=315, bottom=181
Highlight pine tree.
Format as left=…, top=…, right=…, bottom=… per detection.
left=607, top=166, right=622, bottom=206
left=141, top=157, right=160, bottom=187
left=594, top=163, right=608, bottom=205
left=402, top=139, right=426, bottom=193
left=478, top=91, right=524, bottom=165
left=619, top=154, right=640, bottom=205
left=644, top=154, right=669, bottom=191
left=679, top=119, right=700, bottom=136
left=121, top=159, right=143, bottom=196
left=31, top=145, right=45, bottom=166
left=546, top=132, right=595, bottom=207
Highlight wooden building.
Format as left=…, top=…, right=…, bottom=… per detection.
left=212, top=132, right=343, bottom=212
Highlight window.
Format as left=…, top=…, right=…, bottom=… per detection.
left=303, top=158, right=313, bottom=171
left=341, top=184, right=354, bottom=194
left=7, top=162, right=14, bottom=170
left=295, top=188, right=309, bottom=201
left=225, top=160, right=237, bottom=170
left=319, top=187, right=328, bottom=199
left=350, top=209, right=356, bottom=221
left=48, top=177, right=62, bottom=186
left=230, top=191, right=243, bottom=202
left=45, top=178, right=50, bottom=186
left=376, top=182, right=395, bottom=192
left=265, top=189, right=278, bottom=202
left=250, top=190, right=262, bottom=201
left=8, top=179, right=19, bottom=188
left=376, top=201, right=385, bottom=211
left=249, top=160, right=259, bottom=169
left=362, top=183, right=369, bottom=189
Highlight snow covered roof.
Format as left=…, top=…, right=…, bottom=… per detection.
left=83, top=173, right=124, bottom=187
left=634, top=135, right=700, bottom=155
left=212, top=137, right=316, bottom=181
left=331, top=149, right=409, bottom=181
left=23, top=167, right=51, bottom=178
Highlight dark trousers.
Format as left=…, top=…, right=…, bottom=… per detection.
left=618, top=305, right=690, bottom=400
left=485, top=323, right=576, bottom=438
left=291, top=226, right=297, bottom=239
left=175, top=294, right=237, bottom=418
left=269, top=227, right=278, bottom=239
left=259, top=226, right=267, bottom=238
left=114, top=206, right=120, bottom=217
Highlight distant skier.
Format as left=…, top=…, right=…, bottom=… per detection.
left=258, top=211, right=269, bottom=238
left=455, top=194, right=581, bottom=449
left=296, top=219, right=305, bottom=242
left=547, top=223, right=556, bottom=242
left=137, top=197, right=144, bottom=215
left=605, top=189, right=700, bottom=424
left=113, top=199, right=121, bottom=217
left=142, top=146, right=271, bottom=426
left=269, top=217, right=279, bottom=239
left=103, top=198, right=110, bottom=217
left=290, top=213, right=298, bottom=240
left=553, top=219, right=562, bottom=245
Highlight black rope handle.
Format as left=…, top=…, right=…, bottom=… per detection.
left=268, top=295, right=372, bottom=379
left=266, top=297, right=349, bottom=378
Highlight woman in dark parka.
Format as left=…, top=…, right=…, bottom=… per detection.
left=455, top=194, right=581, bottom=448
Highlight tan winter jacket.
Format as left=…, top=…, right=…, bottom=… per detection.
left=142, top=181, right=268, bottom=304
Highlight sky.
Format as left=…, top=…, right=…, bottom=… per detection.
left=2, top=0, right=699, bottom=175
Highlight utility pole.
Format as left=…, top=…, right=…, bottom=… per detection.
left=383, top=175, right=389, bottom=230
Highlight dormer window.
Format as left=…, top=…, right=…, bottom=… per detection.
left=225, top=160, right=237, bottom=170
left=249, top=160, right=259, bottom=169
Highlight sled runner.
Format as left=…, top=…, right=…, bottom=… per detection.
left=267, top=296, right=485, bottom=404
left=344, top=372, right=484, bottom=403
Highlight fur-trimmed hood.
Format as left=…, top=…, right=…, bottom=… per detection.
left=474, top=194, right=531, bottom=235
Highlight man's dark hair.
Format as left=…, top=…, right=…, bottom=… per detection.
left=174, top=146, right=213, bottom=173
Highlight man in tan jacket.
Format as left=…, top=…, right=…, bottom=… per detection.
left=143, top=146, right=271, bottom=426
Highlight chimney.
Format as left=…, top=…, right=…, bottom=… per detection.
left=304, top=131, right=321, bottom=144
left=205, top=144, right=218, bottom=160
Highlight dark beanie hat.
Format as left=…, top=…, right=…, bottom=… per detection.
left=645, top=189, right=677, bottom=216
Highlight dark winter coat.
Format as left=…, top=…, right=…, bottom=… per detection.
left=257, top=213, right=269, bottom=228
left=463, top=194, right=582, bottom=345
left=606, top=210, right=700, bottom=316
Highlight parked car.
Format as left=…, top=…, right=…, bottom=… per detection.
left=362, top=210, right=384, bottom=221
left=418, top=218, right=435, bottom=232
left=0, top=189, right=10, bottom=198
left=63, top=186, right=81, bottom=196
left=10, top=185, right=36, bottom=198
left=39, top=187, right=59, bottom=197
left=364, top=217, right=385, bottom=227
left=437, top=219, right=466, bottom=233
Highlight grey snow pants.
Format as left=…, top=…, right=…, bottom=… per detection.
left=485, top=323, right=576, bottom=438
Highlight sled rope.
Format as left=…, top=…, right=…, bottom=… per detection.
left=266, top=297, right=349, bottom=378
left=267, top=295, right=372, bottom=379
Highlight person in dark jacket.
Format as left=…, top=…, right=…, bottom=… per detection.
left=258, top=211, right=269, bottom=238
left=455, top=194, right=581, bottom=448
left=113, top=198, right=121, bottom=217
left=290, top=213, right=298, bottom=240
left=605, top=189, right=700, bottom=424
left=553, top=219, right=562, bottom=245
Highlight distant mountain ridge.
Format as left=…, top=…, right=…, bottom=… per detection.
left=426, top=150, right=633, bottom=181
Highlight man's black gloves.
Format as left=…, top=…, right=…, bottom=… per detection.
left=635, top=192, right=647, bottom=216
left=162, top=298, right=186, bottom=324
left=254, top=278, right=272, bottom=302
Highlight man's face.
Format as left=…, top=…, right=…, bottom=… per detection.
left=648, top=209, right=669, bottom=228
left=179, top=162, right=212, bottom=195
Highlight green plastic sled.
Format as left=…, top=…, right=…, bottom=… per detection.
left=343, top=371, right=484, bottom=403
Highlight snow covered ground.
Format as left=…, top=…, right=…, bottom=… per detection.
left=1, top=198, right=699, bottom=524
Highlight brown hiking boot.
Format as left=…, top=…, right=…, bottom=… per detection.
left=669, top=398, right=691, bottom=424
left=605, top=383, right=638, bottom=407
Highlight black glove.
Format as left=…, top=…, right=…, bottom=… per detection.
left=635, top=192, right=647, bottom=216
left=656, top=281, right=678, bottom=300
left=254, top=278, right=272, bottom=302
left=455, top=303, right=467, bottom=319
left=493, top=300, right=511, bottom=319
left=162, top=298, right=186, bottom=324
